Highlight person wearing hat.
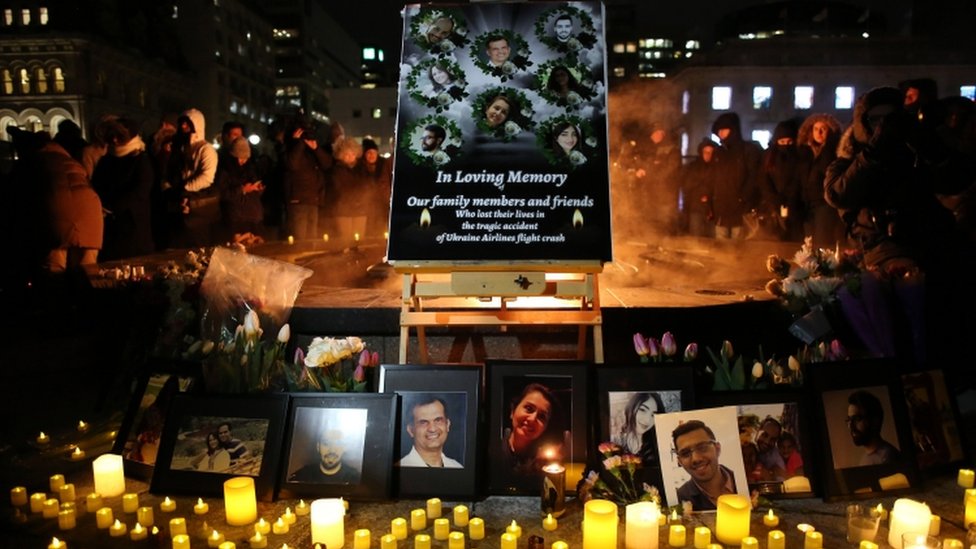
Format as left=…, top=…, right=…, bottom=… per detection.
left=759, top=119, right=803, bottom=241
left=356, top=138, right=393, bottom=237
left=217, top=136, right=264, bottom=241
left=710, top=112, right=764, bottom=239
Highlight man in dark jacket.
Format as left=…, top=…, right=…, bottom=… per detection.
left=283, top=118, right=333, bottom=240
left=710, top=112, right=763, bottom=239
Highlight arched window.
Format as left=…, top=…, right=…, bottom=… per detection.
left=3, top=9, right=12, bottom=26
left=2, top=70, right=12, bottom=94
left=39, top=7, right=48, bottom=25
left=35, top=68, right=47, bottom=94
left=20, top=8, right=30, bottom=25
left=53, top=67, right=65, bottom=93
left=18, top=68, right=29, bottom=94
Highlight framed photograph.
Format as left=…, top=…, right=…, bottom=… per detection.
left=379, top=364, right=482, bottom=499
left=277, top=393, right=397, bottom=501
left=486, top=359, right=590, bottom=495
left=901, top=369, right=967, bottom=475
left=595, top=365, right=695, bottom=493
left=809, top=360, right=920, bottom=501
left=113, top=365, right=201, bottom=480
left=701, top=390, right=817, bottom=499
left=150, top=393, right=288, bottom=501
left=654, top=406, right=751, bottom=510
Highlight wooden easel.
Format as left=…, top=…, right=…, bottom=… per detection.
left=393, top=261, right=604, bottom=364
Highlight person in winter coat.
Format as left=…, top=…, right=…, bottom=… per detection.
left=284, top=117, right=333, bottom=240
left=760, top=120, right=804, bottom=241
left=217, top=136, right=264, bottom=240
left=356, top=138, right=393, bottom=238
left=796, top=113, right=846, bottom=249
left=680, top=138, right=721, bottom=237
left=327, top=137, right=366, bottom=240
left=164, top=108, right=219, bottom=247
left=711, top=112, right=763, bottom=239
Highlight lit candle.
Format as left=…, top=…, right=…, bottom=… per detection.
left=797, top=524, right=815, bottom=534
left=282, top=507, right=297, bottom=525
left=355, top=529, right=371, bottom=549
left=173, top=534, right=191, bottom=549
left=92, top=454, right=125, bottom=497
left=37, top=432, right=51, bottom=446
left=427, top=498, right=442, bottom=518
left=381, top=534, right=397, bottom=549
left=43, top=498, right=60, bottom=519
left=50, top=474, right=65, bottom=492
left=966, top=489, right=976, bottom=527
left=218, top=542, right=235, bottom=549
left=249, top=531, right=268, bottom=549
left=58, top=484, right=76, bottom=504
left=543, top=513, right=558, bottom=532
left=888, top=499, right=932, bottom=549
left=943, top=539, right=964, bottom=549
left=768, top=530, right=786, bottom=549
left=411, top=509, right=427, bottom=531
left=30, top=493, right=47, bottom=513
left=69, top=447, right=86, bottom=461
left=160, top=497, right=176, bottom=512
left=434, top=518, right=450, bottom=539
left=804, top=531, right=823, bottom=549
left=392, top=518, right=409, bottom=540
left=77, top=420, right=89, bottom=433
left=468, top=518, right=485, bottom=541
left=501, top=533, right=517, bottom=549
left=875, top=504, right=888, bottom=522
left=311, top=498, right=345, bottom=549
left=47, top=537, right=66, bottom=549
left=122, top=493, right=139, bottom=513
left=110, top=519, right=128, bottom=537
left=959, top=469, right=975, bottom=488
left=764, top=509, right=780, bottom=527
left=323, top=233, right=330, bottom=242
left=542, top=462, right=567, bottom=517
left=625, top=501, right=659, bottom=549
left=137, top=506, right=154, bottom=527
left=57, top=508, right=76, bottom=530
left=715, top=494, right=751, bottom=545
left=383, top=231, right=389, bottom=240
left=10, top=487, right=27, bottom=507
left=130, top=522, right=148, bottom=541
left=553, top=543, right=569, bottom=549
left=669, top=524, right=687, bottom=547
left=255, top=518, right=272, bottom=534
left=208, top=529, right=226, bottom=547
left=354, top=233, right=361, bottom=242
left=416, top=534, right=432, bottom=549
left=741, top=537, right=759, bottom=549
left=583, top=499, right=618, bottom=549
left=273, top=517, right=290, bottom=535
left=170, top=517, right=188, bottom=536
left=929, top=515, right=941, bottom=536
left=296, top=500, right=311, bottom=516
left=224, top=477, right=257, bottom=526
left=693, top=526, right=711, bottom=549
left=453, top=505, right=469, bottom=527
left=288, top=235, right=295, bottom=244
left=85, top=493, right=103, bottom=513
left=188, top=497, right=207, bottom=515
left=506, top=520, right=522, bottom=539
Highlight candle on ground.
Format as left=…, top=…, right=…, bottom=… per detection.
left=86, top=493, right=103, bottom=513
left=427, top=498, right=442, bottom=518
left=217, top=542, right=235, bottom=549
left=282, top=507, right=297, bottom=525
left=411, top=509, right=427, bottom=531
left=354, top=529, right=371, bottom=549
left=160, top=496, right=176, bottom=512
left=310, top=498, right=345, bottom=549
left=49, top=474, right=65, bottom=492
left=10, top=486, right=27, bottom=507
left=58, top=484, right=76, bottom=504
left=30, top=493, right=47, bottom=513
left=768, top=530, right=786, bottom=549
left=137, top=506, right=154, bottom=527
left=741, top=537, right=759, bottom=549
left=381, top=534, right=397, bottom=549
left=543, top=513, right=558, bottom=531
left=449, top=531, right=465, bottom=549
left=47, top=537, right=66, bottom=549
left=92, top=454, right=125, bottom=497
left=207, top=529, right=226, bottom=547
left=943, top=539, right=964, bottom=549
left=763, top=509, right=780, bottom=527
left=859, top=542, right=879, bottom=549
left=416, top=534, right=432, bottom=549
left=501, top=533, right=517, bottom=549
left=249, top=531, right=268, bottom=549
left=255, top=518, right=271, bottom=534
left=392, top=518, right=408, bottom=540
left=57, top=509, right=76, bottom=530
left=173, top=534, right=191, bottom=549
left=190, top=498, right=208, bottom=515
left=288, top=235, right=295, bottom=244
left=694, top=526, right=711, bottom=549
left=434, top=518, right=450, bottom=540
left=670, top=524, right=687, bottom=547
left=929, top=515, right=941, bottom=536
left=69, top=447, right=86, bottom=461
left=77, top=420, right=89, bottom=433
left=130, top=523, right=148, bottom=541
left=109, top=519, right=128, bottom=537
left=170, top=517, right=188, bottom=536
left=42, top=498, right=60, bottom=519
left=804, top=531, right=823, bottom=549
left=272, top=517, right=290, bottom=535
left=37, top=432, right=50, bottom=446
left=553, top=543, right=569, bottom=549
left=506, top=520, right=522, bottom=539
left=453, top=505, right=469, bottom=527
left=625, top=501, right=659, bottom=549
left=122, top=493, right=139, bottom=513
left=959, top=469, right=975, bottom=488
left=223, top=476, right=257, bottom=526
left=468, top=518, right=485, bottom=540
left=295, top=500, right=311, bottom=516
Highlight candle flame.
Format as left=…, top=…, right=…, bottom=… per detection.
left=572, top=209, right=584, bottom=228
left=354, top=232, right=361, bottom=241
left=152, top=526, right=159, bottom=534
left=323, top=233, right=330, bottom=242
left=420, top=208, right=431, bottom=228
left=211, top=530, right=221, bottom=539
left=383, top=231, right=389, bottom=240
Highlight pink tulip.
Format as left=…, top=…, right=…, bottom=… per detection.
left=684, top=343, right=698, bottom=361
left=647, top=337, right=660, bottom=358
left=293, top=347, right=305, bottom=366
left=371, top=351, right=380, bottom=367
left=353, top=363, right=366, bottom=382
left=633, top=333, right=649, bottom=357
left=359, top=349, right=372, bottom=368
left=661, top=332, right=677, bottom=357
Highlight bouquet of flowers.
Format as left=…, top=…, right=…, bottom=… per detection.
left=764, top=236, right=862, bottom=316
left=704, top=340, right=804, bottom=390
left=578, top=442, right=660, bottom=506
left=152, top=248, right=213, bottom=359
left=292, top=336, right=380, bottom=393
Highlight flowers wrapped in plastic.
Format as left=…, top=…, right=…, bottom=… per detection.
left=578, top=442, right=660, bottom=506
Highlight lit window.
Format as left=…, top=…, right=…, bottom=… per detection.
left=53, top=67, right=64, bottom=92
left=680, top=132, right=689, bottom=157
left=35, top=68, right=47, bottom=93
left=682, top=90, right=690, bottom=114
left=3, top=9, right=11, bottom=26
left=752, top=130, right=771, bottom=149
left=753, top=86, right=772, bottom=109
left=363, top=47, right=376, bottom=60
left=21, top=8, right=30, bottom=25
left=835, top=86, right=854, bottom=109
left=685, top=40, right=699, bottom=49
left=378, top=50, right=384, bottom=62
left=172, top=5, right=178, bottom=18
left=711, top=86, right=731, bottom=110
left=960, top=85, right=975, bottom=100
left=18, top=68, right=29, bottom=93
left=613, top=67, right=626, bottom=78
left=625, top=42, right=637, bottom=53
left=613, top=43, right=625, bottom=54
left=654, top=38, right=664, bottom=48
left=229, top=100, right=238, bottom=113
left=372, top=108, right=382, bottom=119
left=39, top=7, right=48, bottom=24
left=2, top=70, right=12, bottom=94
left=794, top=86, right=814, bottom=109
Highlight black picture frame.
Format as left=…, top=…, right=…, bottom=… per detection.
left=113, top=365, right=201, bottom=480
left=901, top=369, right=968, bottom=475
left=379, top=364, right=483, bottom=499
left=595, top=365, right=695, bottom=494
left=700, top=389, right=818, bottom=499
left=150, top=393, right=288, bottom=502
left=486, top=359, right=590, bottom=495
left=809, top=360, right=921, bottom=502
left=277, top=393, right=397, bottom=501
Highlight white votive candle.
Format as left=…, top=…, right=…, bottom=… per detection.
left=92, top=454, right=125, bottom=497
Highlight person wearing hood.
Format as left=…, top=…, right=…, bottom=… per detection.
left=710, top=112, right=763, bottom=239
left=164, top=108, right=219, bottom=247
left=680, top=138, right=721, bottom=237
left=356, top=138, right=393, bottom=237
left=760, top=119, right=803, bottom=241
left=796, top=113, right=846, bottom=249
left=284, top=115, right=333, bottom=240
left=217, top=136, right=264, bottom=241
left=91, top=117, right=155, bottom=260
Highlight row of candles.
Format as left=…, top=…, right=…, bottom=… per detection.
left=286, top=232, right=387, bottom=245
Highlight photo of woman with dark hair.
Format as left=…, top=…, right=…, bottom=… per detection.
left=613, top=392, right=664, bottom=459
left=484, top=95, right=514, bottom=128
left=189, top=431, right=231, bottom=473
left=502, top=382, right=566, bottom=477
left=546, top=65, right=585, bottom=98
left=550, top=122, right=581, bottom=159
left=429, top=62, right=455, bottom=91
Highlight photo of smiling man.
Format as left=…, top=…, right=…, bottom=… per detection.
left=399, top=394, right=464, bottom=468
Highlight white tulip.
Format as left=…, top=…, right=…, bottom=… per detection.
left=278, top=324, right=291, bottom=344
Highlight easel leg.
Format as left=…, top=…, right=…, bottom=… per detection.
left=417, top=326, right=429, bottom=364
left=593, top=324, right=604, bottom=363
left=399, top=325, right=410, bottom=363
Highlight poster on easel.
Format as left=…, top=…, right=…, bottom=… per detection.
left=387, top=1, right=612, bottom=262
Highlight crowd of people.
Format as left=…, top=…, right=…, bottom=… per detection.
left=4, top=109, right=393, bottom=286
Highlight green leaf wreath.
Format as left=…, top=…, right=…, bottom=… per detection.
left=471, top=87, right=535, bottom=142
left=399, top=115, right=464, bottom=169
left=533, top=5, right=599, bottom=55
left=535, top=59, right=598, bottom=110
left=535, top=114, right=598, bottom=169
left=408, top=7, right=470, bottom=55
left=406, top=58, right=469, bottom=113
left=468, top=29, right=533, bottom=82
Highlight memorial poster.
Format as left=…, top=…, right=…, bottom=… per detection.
left=387, top=2, right=612, bottom=262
